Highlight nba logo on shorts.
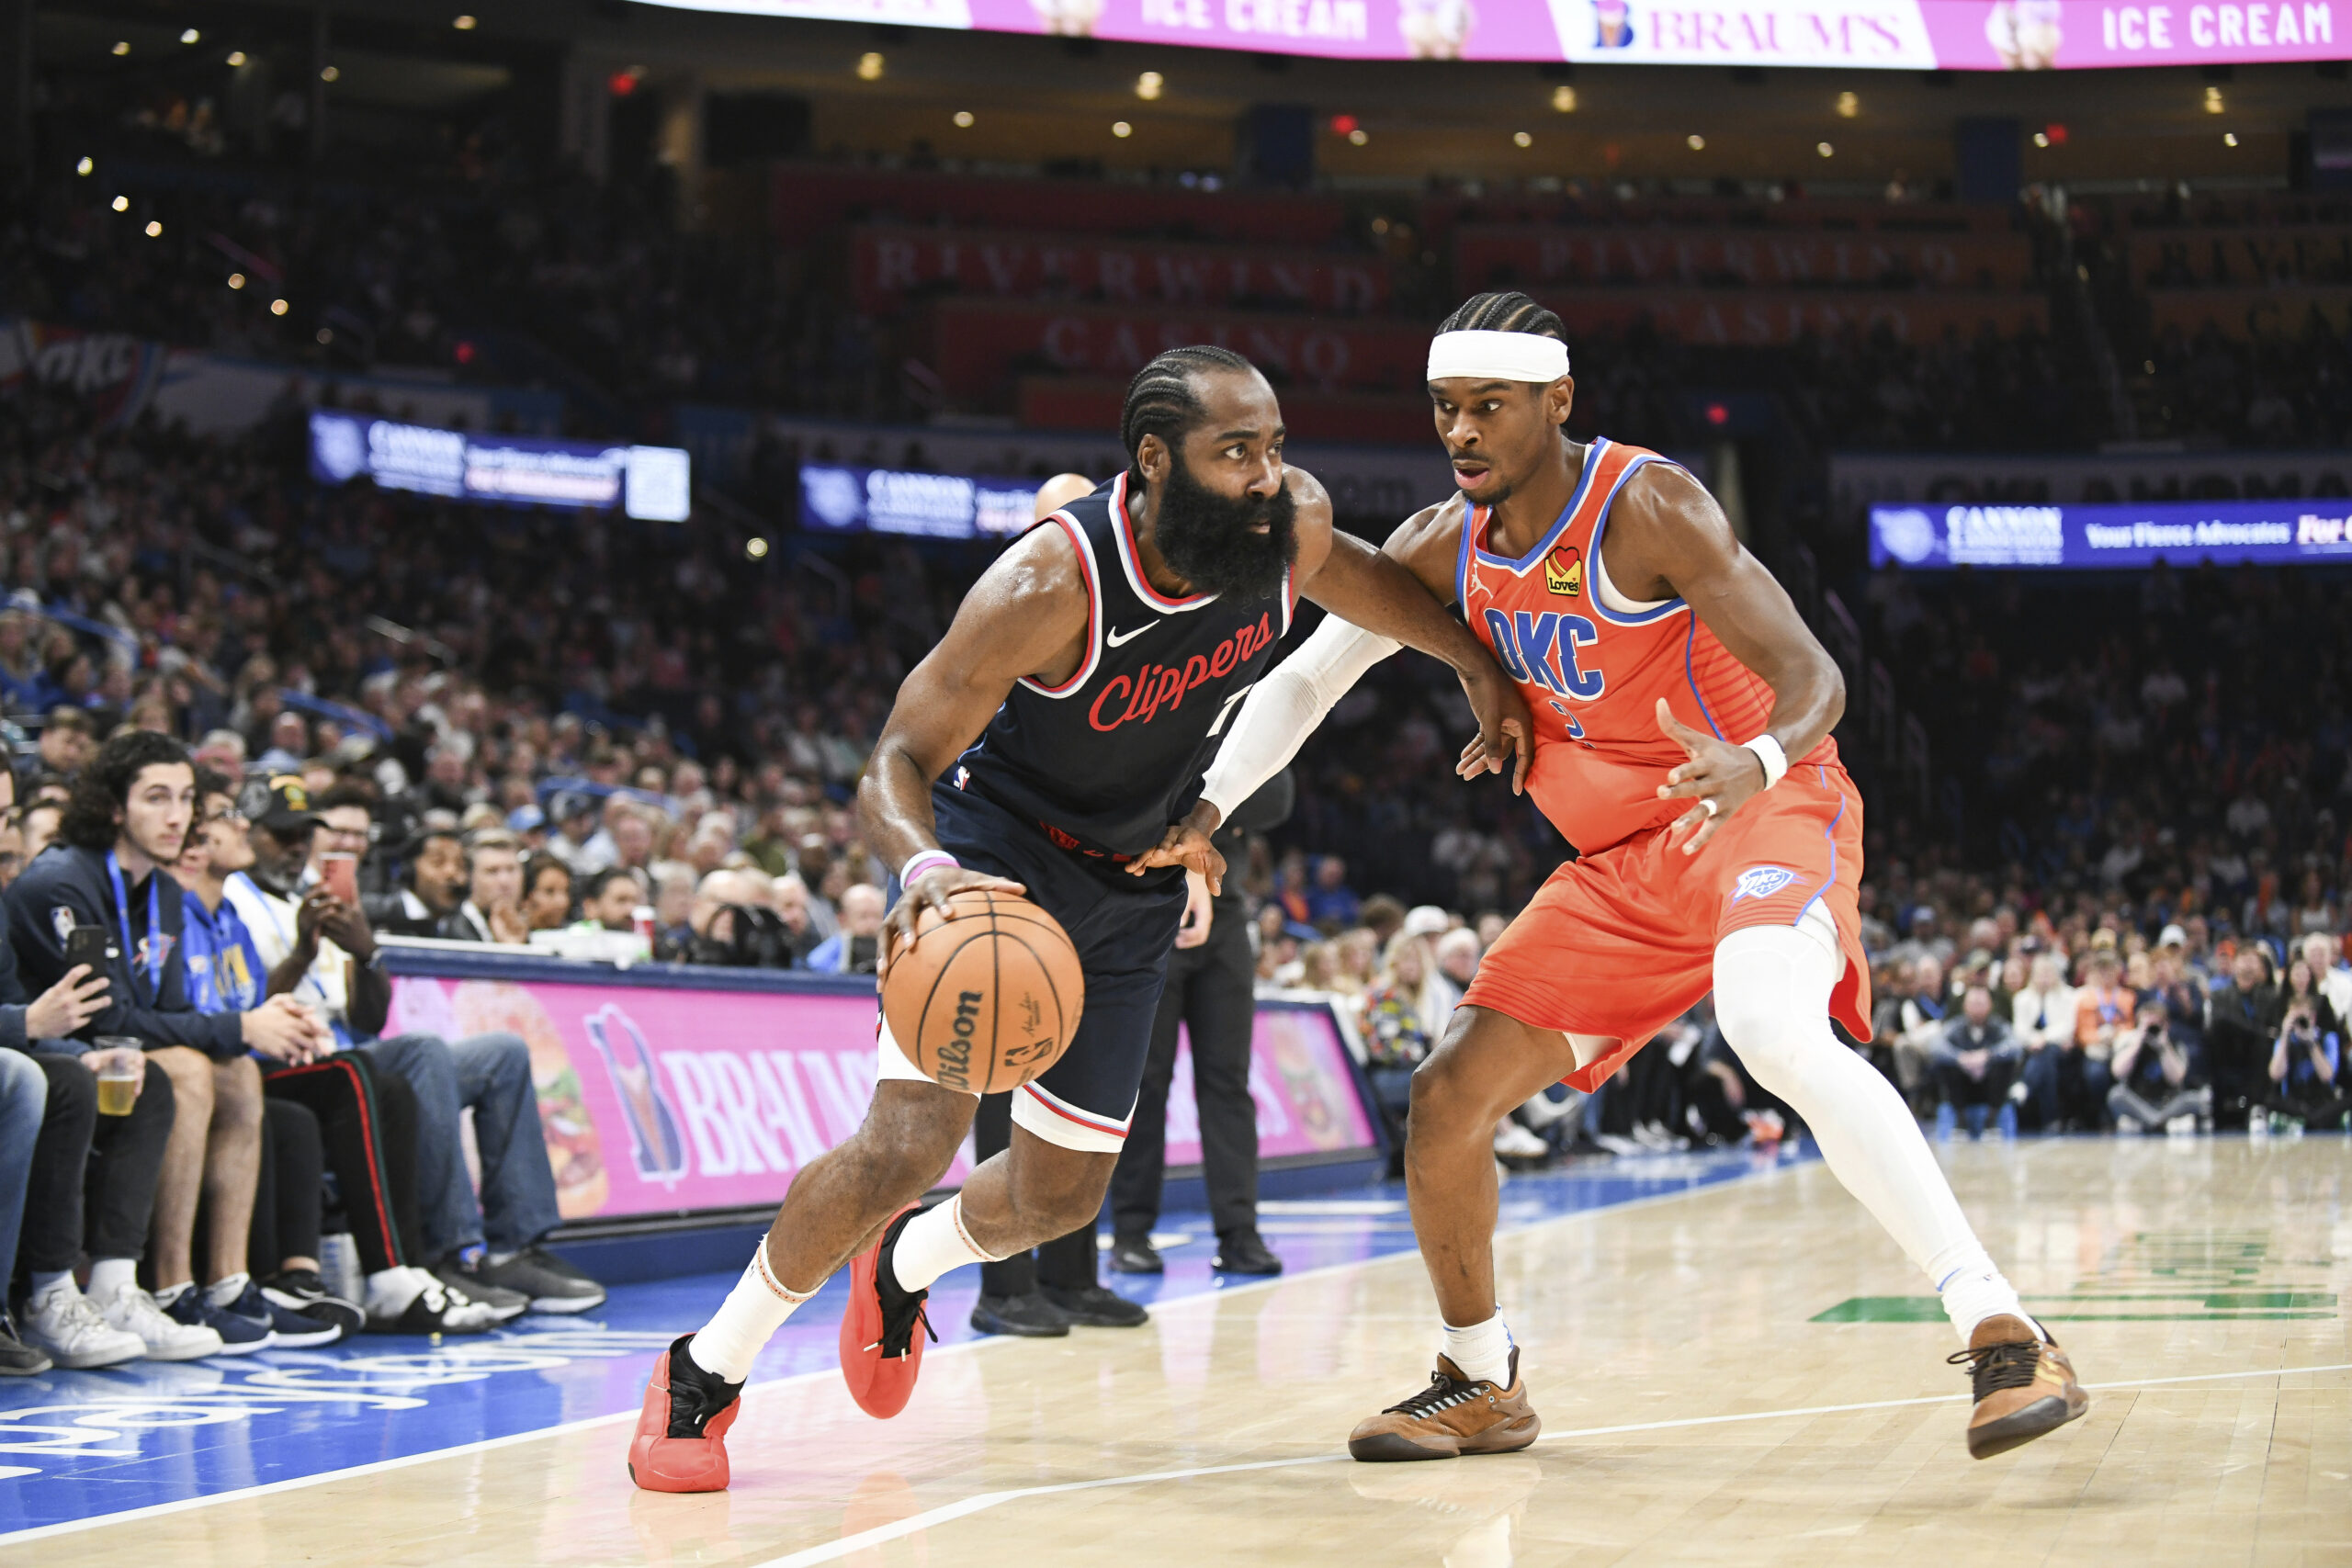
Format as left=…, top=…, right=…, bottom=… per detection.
left=1731, top=865, right=1804, bottom=904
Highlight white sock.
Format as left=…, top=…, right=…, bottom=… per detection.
left=890, top=1196, right=1006, bottom=1294
left=1928, top=1242, right=2035, bottom=1343
left=206, top=1273, right=251, bottom=1310
left=366, top=1267, right=424, bottom=1315
left=1442, top=1314, right=1515, bottom=1387
left=153, top=1281, right=192, bottom=1307
left=28, top=1271, right=75, bottom=1306
left=1713, top=927, right=2024, bottom=1347
left=687, top=1238, right=815, bottom=1383
left=87, top=1258, right=138, bottom=1301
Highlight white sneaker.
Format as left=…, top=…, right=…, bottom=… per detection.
left=1492, top=1120, right=1549, bottom=1159
left=21, top=1288, right=145, bottom=1370
left=98, top=1282, right=223, bottom=1361
left=366, top=1267, right=499, bottom=1335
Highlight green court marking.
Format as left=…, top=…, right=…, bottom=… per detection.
left=1814, top=1292, right=2337, bottom=1324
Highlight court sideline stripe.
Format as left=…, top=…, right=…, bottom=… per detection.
left=0, top=1158, right=1793, bottom=1548
left=751, top=1359, right=2352, bottom=1568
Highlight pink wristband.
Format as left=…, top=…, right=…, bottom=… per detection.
left=899, top=851, right=959, bottom=886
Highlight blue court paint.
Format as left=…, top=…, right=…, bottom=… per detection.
left=0, top=1144, right=1796, bottom=1539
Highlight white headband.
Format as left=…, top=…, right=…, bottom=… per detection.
left=1426, top=329, right=1570, bottom=384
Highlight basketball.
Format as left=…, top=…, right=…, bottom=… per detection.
left=881, top=889, right=1083, bottom=1093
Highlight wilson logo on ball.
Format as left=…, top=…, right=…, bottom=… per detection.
left=881, top=889, right=1084, bottom=1093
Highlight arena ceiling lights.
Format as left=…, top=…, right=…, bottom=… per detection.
left=631, top=0, right=2342, bottom=69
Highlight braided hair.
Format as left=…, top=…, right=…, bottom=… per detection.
left=1435, top=290, right=1568, bottom=344
left=1119, top=344, right=1254, bottom=486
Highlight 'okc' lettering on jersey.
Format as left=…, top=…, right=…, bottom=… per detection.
left=1088, top=611, right=1275, bottom=732
left=1481, top=608, right=1605, bottom=702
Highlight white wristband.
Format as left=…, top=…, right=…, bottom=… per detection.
left=899, top=850, right=959, bottom=886
left=1743, top=733, right=1788, bottom=791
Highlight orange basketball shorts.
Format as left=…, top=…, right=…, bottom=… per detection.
left=1461, top=759, right=1872, bottom=1092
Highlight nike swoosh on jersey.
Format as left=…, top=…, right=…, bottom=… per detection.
left=1105, top=620, right=1161, bottom=648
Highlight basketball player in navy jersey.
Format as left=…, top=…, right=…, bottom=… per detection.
left=629, top=345, right=1532, bottom=1491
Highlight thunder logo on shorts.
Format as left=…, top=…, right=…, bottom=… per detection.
left=1731, top=865, right=1805, bottom=904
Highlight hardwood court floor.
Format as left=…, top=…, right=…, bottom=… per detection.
left=36, top=1137, right=2352, bottom=1566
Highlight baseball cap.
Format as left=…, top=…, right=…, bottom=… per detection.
left=1401, top=905, right=1451, bottom=939
left=508, top=804, right=548, bottom=833
left=2157, top=923, right=2188, bottom=948
left=241, top=773, right=322, bottom=833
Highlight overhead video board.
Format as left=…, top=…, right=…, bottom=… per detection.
left=639, top=0, right=2341, bottom=68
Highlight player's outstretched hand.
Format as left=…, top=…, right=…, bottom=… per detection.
left=881, top=865, right=1028, bottom=981
left=1654, top=697, right=1766, bottom=856
left=1127, top=806, right=1228, bottom=896
left=1453, top=665, right=1532, bottom=795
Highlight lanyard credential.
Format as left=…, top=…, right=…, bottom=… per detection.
left=106, top=852, right=165, bottom=1003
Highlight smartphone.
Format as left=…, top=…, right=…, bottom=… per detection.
left=63, top=924, right=118, bottom=976
left=320, top=852, right=359, bottom=906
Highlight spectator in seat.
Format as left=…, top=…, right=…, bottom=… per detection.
left=2263, top=956, right=2347, bottom=1130
left=2107, top=991, right=2211, bottom=1133
left=172, top=771, right=362, bottom=1344
left=806, top=882, right=884, bottom=974
left=311, top=784, right=377, bottom=890
left=2301, top=932, right=2352, bottom=1024
left=0, top=763, right=124, bottom=1371
left=226, top=777, right=606, bottom=1319
left=2010, top=951, right=2075, bottom=1130
left=31, top=705, right=94, bottom=783
left=770, top=872, right=821, bottom=965
left=377, top=825, right=468, bottom=937
left=1360, top=930, right=1440, bottom=1160
left=1931, top=978, right=2025, bottom=1140
left=576, top=865, right=643, bottom=932
left=1432, top=927, right=1481, bottom=1015
left=191, top=729, right=248, bottom=779
left=2064, top=950, right=2132, bottom=1129
left=441, top=830, right=527, bottom=944
left=2205, top=943, right=2277, bottom=1129
left=19, top=798, right=62, bottom=866
left=519, top=852, right=574, bottom=931
left=7, top=731, right=322, bottom=1362
left=545, top=793, right=601, bottom=872
left=1890, top=954, right=1948, bottom=1106
left=1306, top=855, right=1361, bottom=932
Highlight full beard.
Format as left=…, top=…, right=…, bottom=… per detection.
left=1149, top=457, right=1299, bottom=601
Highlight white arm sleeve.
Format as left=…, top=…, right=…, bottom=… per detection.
left=1198, top=615, right=1401, bottom=822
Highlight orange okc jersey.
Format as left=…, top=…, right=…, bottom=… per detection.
left=1455, top=435, right=1838, bottom=858
left=1453, top=436, right=1872, bottom=1086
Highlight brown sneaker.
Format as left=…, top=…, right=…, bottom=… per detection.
left=1348, top=1349, right=1542, bottom=1462
left=1949, top=1313, right=2089, bottom=1460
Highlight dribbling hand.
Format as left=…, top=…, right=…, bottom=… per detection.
left=880, top=865, right=1027, bottom=982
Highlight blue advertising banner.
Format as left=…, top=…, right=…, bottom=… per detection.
left=798, top=462, right=1043, bottom=540
left=310, top=411, right=692, bottom=522
left=1870, top=498, right=2352, bottom=570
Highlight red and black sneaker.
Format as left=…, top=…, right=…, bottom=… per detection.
left=628, top=1334, right=744, bottom=1493
left=838, top=1205, right=938, bottom=1419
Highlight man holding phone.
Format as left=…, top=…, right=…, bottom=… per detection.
left=6, top=732, right=327, bottom=1362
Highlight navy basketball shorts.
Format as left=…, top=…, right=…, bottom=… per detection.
left=876, top=783, right=1188, bottom=1154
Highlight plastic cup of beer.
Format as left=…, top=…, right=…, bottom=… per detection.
left=93, top=1039, right=142, bottom=1117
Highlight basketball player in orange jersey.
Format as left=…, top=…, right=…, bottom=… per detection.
left=1137, top=292, right=2089, bottom=1464
left=628, top=344, right=1532, bottom=1492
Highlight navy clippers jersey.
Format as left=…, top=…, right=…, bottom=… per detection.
left=948, top=471, right=1295, bottom=863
